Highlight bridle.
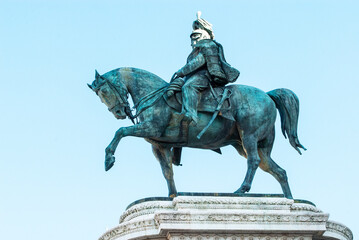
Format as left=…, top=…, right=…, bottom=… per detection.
left=93, top=75, right=136, bottom=124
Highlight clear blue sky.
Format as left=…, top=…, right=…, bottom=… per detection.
left=0, top=0, right=358, bottom=239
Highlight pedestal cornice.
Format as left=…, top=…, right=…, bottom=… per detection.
left=99, top=193, right=352, bottom=240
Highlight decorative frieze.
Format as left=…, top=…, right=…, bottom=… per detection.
left=172, top=196, right=293, bottom=210
left=154, top=212, right=328, bottom=224
left=167, top=234, right=312, bottom=240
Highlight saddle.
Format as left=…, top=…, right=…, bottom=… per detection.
left=134, top=85, right=233, bottom=163
left=133, top=84, right=235, bottom=122
left=163, top=86, right=235, bottom=121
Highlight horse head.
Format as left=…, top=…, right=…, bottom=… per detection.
left=88, top=70, right=130, bottom=120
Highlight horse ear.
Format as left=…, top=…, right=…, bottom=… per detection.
left=95, top=69, right=101, bottom=79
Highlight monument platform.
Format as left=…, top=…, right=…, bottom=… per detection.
left=99, top=193, right=353, bottom=240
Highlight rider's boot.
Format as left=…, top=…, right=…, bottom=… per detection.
left=181, top=94, right=199, bottom=125
left=182, top=111, right=198, bottom=125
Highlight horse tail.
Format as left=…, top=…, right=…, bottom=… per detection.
left=267, top=88, right=307, bottom=154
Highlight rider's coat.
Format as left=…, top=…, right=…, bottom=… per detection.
left=178, top=39, right=239, bottom=123
left=178, top=39, right=239, bottom=86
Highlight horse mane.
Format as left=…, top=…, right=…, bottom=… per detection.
left=103, top=67, right=169, bottom=89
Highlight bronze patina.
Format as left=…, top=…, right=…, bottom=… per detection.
left=88, top=13, right=306, bottom=199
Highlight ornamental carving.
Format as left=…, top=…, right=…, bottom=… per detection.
left=290, top=203, right=322, bottom=213
left=98, top=196, right=350, bottom=240
left=172, top=197, right=293, bottom=210
left=120, top=201, right=173, bottom=223
left=167, top=234, right=312, bottom=240
left=326, top=221, right=353, bottom=240
left=99, top=219, right=156, bottom=240
left=154, top=212, right=328, bottom=225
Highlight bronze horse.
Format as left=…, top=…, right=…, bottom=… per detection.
left=88, top=67, right=306, bottom=199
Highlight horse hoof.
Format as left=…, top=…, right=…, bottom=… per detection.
left=169, top=192, right=177, bottom=198
left=105, top=156, right=116, bottom=171
left=234, top=190, right=245, bottom=195
left=284, top=193, right=293, bottom=199
left=234, top=185, right=250, bottom=194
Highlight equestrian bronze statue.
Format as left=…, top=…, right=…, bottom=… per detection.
left=88, top=12, right=306, bottom=199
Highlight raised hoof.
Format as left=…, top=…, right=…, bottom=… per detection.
left=105, top=155, right=116, bottom=171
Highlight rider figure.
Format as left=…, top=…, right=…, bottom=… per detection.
left=170, top=12, right=240, bottom=124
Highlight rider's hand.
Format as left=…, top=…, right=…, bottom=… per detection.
left=171, top=71, right=181, bottom=82
left=176, top=70, right=184, bottom=78
left=167, top=90, right=174, bottom=97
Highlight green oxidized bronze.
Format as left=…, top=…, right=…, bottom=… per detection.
left=88, top=12, right=306, bottom=199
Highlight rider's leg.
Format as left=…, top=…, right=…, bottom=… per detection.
left=182, top=73, right=209, bottom=124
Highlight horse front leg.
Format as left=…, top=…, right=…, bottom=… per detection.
left=152, top=144, right=177, bottom=197
left=105, top=122, right=163, bottom=171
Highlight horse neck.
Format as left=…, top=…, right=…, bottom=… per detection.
left=118, top=68, right=168, bottom=105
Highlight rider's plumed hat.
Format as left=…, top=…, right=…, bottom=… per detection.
left=192, top=11, right=215, bottom=39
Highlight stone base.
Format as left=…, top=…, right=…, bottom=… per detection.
left=99, top=194, right=353, bottom=240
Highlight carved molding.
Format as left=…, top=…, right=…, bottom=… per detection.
left=167, top=234, right=312, bottom=240
left=326, top=221, right=353, bottom=240
left=154, top=212, right=329, bottom=224
left=290, top=203, right=322, bottom=213
left=98, top=196, right=351, bottom=240
left=99, top=219, right=156, bottom=240
left=120, top=197, right=314, bottom=224
left=120, top=201, right=173, bottom=223
left=173, top=197, right=294, bottom=210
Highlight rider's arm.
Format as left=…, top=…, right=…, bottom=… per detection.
left=177, top=52, right=206, bottom=77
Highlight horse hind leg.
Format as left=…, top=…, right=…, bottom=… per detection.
left=259, top=150, right=293, bottom=199
left=152, top=144, right=177, bottom=198
left=258, top=128, right=293, bottom=199
left=234, top=134, right=261, bottom=194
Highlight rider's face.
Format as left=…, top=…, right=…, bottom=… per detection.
left=190, top=30, right=211, bottom=49
left=191, top=33, right=201, bottom=48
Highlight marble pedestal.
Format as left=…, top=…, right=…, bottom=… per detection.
left=99, top=194, right=352, bottom=240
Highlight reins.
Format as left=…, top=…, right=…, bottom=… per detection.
left=96, top=76, right=137, bottom=124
